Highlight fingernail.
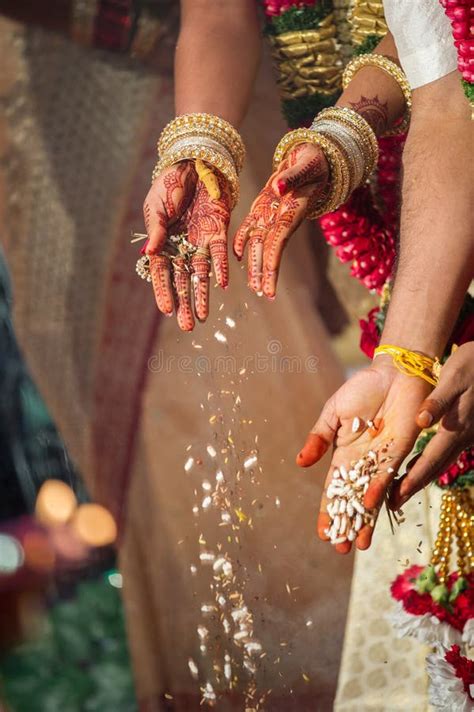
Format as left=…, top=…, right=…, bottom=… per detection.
left=418, top=410, right=433, bottom=428
left=277, top=179, right=286, bottom=195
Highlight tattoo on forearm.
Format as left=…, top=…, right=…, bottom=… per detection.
left=349, top=95, right=389, bottom=135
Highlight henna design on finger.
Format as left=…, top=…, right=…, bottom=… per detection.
left=149, top=254, right=173, bottom=315
left=234, top=213, right=255, bottom=258
left=284, top=154, right=328, bottom=191
left=163, top=162, right=197, bottom=224
left=173, top=256, right=194, bottom=331
left=144, top=201, right=152, bottom=232
left=209, top=236, right=228, bottom=288
left=191, top=254, right=211, bottom=321
left=262, top=195, right=303, bottom=296
left=248, top=231, right=265, bottom=293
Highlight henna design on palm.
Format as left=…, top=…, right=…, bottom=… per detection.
left=234, top=143, right=329, bottom=298
left=142, top=161, right=231, bottom=330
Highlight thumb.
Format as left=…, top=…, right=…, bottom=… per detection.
left=416, top=379, right=462, bottom=429
left=296, top=397, right=338, bottom=468
left=271, top=145, right=328, bottom=196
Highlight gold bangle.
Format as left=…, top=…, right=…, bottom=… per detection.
left=373, top=344, right=441, bottom=386
left=273, top=129, right=351, bottom=218
left=152, top=147, right=239, bottom=208
left=158, top=113, right=245, bottom=173
left=315, top=107, right=379, bottom=179
left=159, top=126, right=244, bottom=174
left=342, top=54, right=412, bottom=136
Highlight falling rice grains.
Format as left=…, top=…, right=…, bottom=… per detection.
left=214, top=330, right=227, bottom=343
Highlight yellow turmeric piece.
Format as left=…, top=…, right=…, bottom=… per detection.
left=195, top=158, right=221, bottom=200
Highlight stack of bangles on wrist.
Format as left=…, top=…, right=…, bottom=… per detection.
left=152, top=112, right=245, bottom=209
left=273, top=54, right=411, bottom=219
left=273, top=107, right=378, bottom=218
left=134, top=113, right=245, bottom=283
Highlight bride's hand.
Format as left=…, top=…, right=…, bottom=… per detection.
left=233, top=142, right=329, bottom=299
left=143, top=160, right=231, bottom=331
left=296, top=357, right=431, bottom=554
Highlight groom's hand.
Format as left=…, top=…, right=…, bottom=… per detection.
left=297, top=357, right=431, bottom=554
left=390, top=342, right=474, bottom=508
left=233, top=143, right=329, bottom=299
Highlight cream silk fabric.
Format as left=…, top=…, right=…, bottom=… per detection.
left=383, top=0, right=458, bottom=88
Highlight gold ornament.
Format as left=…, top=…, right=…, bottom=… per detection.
left=268, top=15, right=342, bottom=100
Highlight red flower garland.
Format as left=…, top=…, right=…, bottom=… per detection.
left=320, top=136, right=403, bottom=293
left=264, top=0, right=316, bottom=16
left=391, top=566, right=474, bottom=634
left=438, top=448, right=474, bottom=487
left=440, top=0, right=474, bottom=85
left=359, top=306, right=381, bottom=358
left=445, top=645, right=474, bottom=698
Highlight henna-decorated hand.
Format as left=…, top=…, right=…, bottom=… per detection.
left=390, top=342, right=474, bottom=509
left=233, top=143, right=329, bottom=298
left=143, top=160, right=231, bottom=331
left=296, top=357, right=431, bottom=554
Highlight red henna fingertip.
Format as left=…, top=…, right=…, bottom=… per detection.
left=277, top=179, right=286, bottom=196
left=296, top=433, right=329, bottom=467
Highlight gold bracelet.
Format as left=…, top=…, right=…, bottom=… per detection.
left=316, top=107, right=379, bottom=179
left=273, top=129, right=351, bottom=218
left=158, top=113, right=245, bottom=173
left=311, top=106, right=379, bottom=186
left=152, top=146, right=239, bottom=208
left=373, top=344, right=441, bottom=386
left=342, top=54, right=412, bottom=136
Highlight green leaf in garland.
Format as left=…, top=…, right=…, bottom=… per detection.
left=462, top=79, right=474, bottom=104
left=353, top=34, right=381, bottom=56
left=265, top=1, right=334, bottom=36
left=415, top=564, right=438, bottom=594
left=449, top=576, right=467, bottom=603
left=430, top=583, right=449, bottom=606
left=414, top=429, right=436, bottom=454
left=282, top=90, right=341, bottom=128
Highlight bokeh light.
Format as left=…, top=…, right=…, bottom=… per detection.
left=35, top=480, right=77, bottom=526
left=108, top=572, right=123, bottom=588
left=0, top=533, right=24, bottom=574
left=71, top=504, right=117, bottom=547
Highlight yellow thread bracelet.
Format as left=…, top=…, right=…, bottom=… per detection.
left=373, top=344, right=441, bottom=386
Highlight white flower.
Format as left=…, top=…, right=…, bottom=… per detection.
left=388, top=601, right=462, bottom=647
left=426, top=648, right=472, bottom=712
left=461, top=617, right=474, bottom=647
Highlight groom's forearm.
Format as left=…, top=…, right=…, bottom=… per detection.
left=336, top=32, right=405, bottom=136
left=175, top=0, right=261, bottom=127
left=381, top=72, right=473, bottom=356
